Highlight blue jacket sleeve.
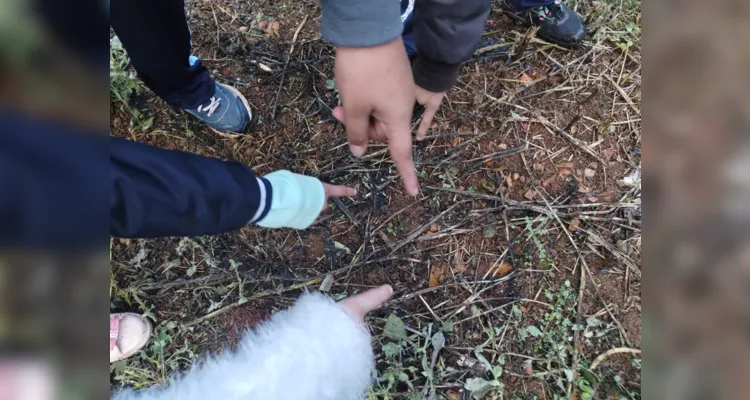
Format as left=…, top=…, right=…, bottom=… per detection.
left=0, top=113, right=109, bottom=248
left=110, top=137, right=272, bottom=238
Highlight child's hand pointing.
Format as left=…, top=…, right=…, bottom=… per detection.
left=339, top=285, right=394, bottom=324
left=322, top=183, right=357, bottom=211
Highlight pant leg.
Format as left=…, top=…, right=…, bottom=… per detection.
left=507, top=0, right=557, bottom=9
left=110, top=0, right=214, bottom=109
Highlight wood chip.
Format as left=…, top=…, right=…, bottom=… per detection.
left=584, top=168, right=596, bottom=178
left=533, top=163, right=545, bottom=171
left=524, top=189, right=537, bottom=200
left=512, top=172, right=520, bottom=181
left=603, top=149, right=615, bottom=159
left=578, top=185, right=590, bottom=193
left=560, top=169, right=573, bottom=176
left=557, top=162, right=575, bottom=169
left=238, top=26, right=249, bottom=32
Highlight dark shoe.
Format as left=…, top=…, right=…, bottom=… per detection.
left=502, top=0, right=586, bottom=46
left=185, top=82, right=252, bottom=134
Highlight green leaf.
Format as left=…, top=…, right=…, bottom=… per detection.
left=474, top=349, right=493, bottom=371
left=384, top=314, right=407, bottom=341
left=382, top=342, right=402, bottom=359
left=525, top=325, right=543, bottom=337
left=512, top=304, right=523, bottom=319
left=325, top=79, right=336, bottom=90
left=186, top=264, right=197, bottom=277
left=464, top=377, right=492, bottom=392
left=440, top=320, right=454, bottom=333
left=563, top=368, right=574, bottom=382
left=238, top=296, right=248, bottom=305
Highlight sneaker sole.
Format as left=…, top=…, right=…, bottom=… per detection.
left=209, top=84, right=253, bottom=138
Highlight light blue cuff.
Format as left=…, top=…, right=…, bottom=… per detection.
left=258, top=170, right=325, bottom=230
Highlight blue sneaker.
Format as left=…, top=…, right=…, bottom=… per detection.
left=502, top=0, right=586, bottom=46
left=185, top=82, right=252, bottom=135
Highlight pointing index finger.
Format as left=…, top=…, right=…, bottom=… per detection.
left=387, top=126, right=419, bottom=196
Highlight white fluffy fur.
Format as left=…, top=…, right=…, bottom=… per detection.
left=113, top=293, right=374, bottom=400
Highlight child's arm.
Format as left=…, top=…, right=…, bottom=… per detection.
left=112, top=286, right=393, bottom=400
left=412, top=0, right=492, bottom=93
left=111, top=137, right=353, bottom=238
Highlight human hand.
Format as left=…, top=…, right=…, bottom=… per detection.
left=415, top=86, right=446, bottom=141
left=321, top=183, right=357, bottom=211
left=338, top=285, right=393, bottom=324
left=333, top=37, right=419, bottom=196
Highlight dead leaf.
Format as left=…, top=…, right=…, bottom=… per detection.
left=478, top=261, right=513, bottom=279
left=429, top=224, right=440, bottom=233
left=524, top=189, right=536, bottom=200
left=520, top=72, right=533, bottom=84
left=560, top=169, right=573, bottom=176
left=520, top=175, right=526, bottom=184
left=484, top=160, right=495, bottom=168
left=556, top=162, right=575, bottom=169
left=457, top=264, right=468, bottom=273
left=578, top=185, right=591, bottom=193
left=603, top=149, right=615, bottom=159
left=599, top=191, right=615, bottom=201
left=542, top=176, right=556, bottom=188
left=473, top=91, right=484, bottom=105
left=270, top=21, right=280, bottom=36
left=258, top=20, right=269, bottom=31
left=446, top=390, right=459, bottom=400
left=512, top=172, right=520, bottom=181
left=495, top=261, right=513, bottom=277
left=429, top=264, right=447, bottom=287
left=533, top=163, right=545, bottom=171
left=568, top=218, right=581, bottom=232
left=450, top=136, right=461, bottom=147
left=238, top=26, right=249, bottom=33
left=584, top=168, right=596, bottom=178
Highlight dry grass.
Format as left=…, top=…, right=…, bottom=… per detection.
left=110, top=0, right=641, bottom=398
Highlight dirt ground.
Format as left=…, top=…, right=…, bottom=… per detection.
left=110, top=0, right=642, bottom=398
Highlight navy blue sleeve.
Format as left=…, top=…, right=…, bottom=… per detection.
left=0, top=113, right=109, bottom=249
left=110, top=137, right=271, bottom=238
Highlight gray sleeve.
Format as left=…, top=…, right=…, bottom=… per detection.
left=321, top=0, right=403, bottom=47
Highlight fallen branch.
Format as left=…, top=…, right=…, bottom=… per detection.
left=590, top=347, right=641, bottom=370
